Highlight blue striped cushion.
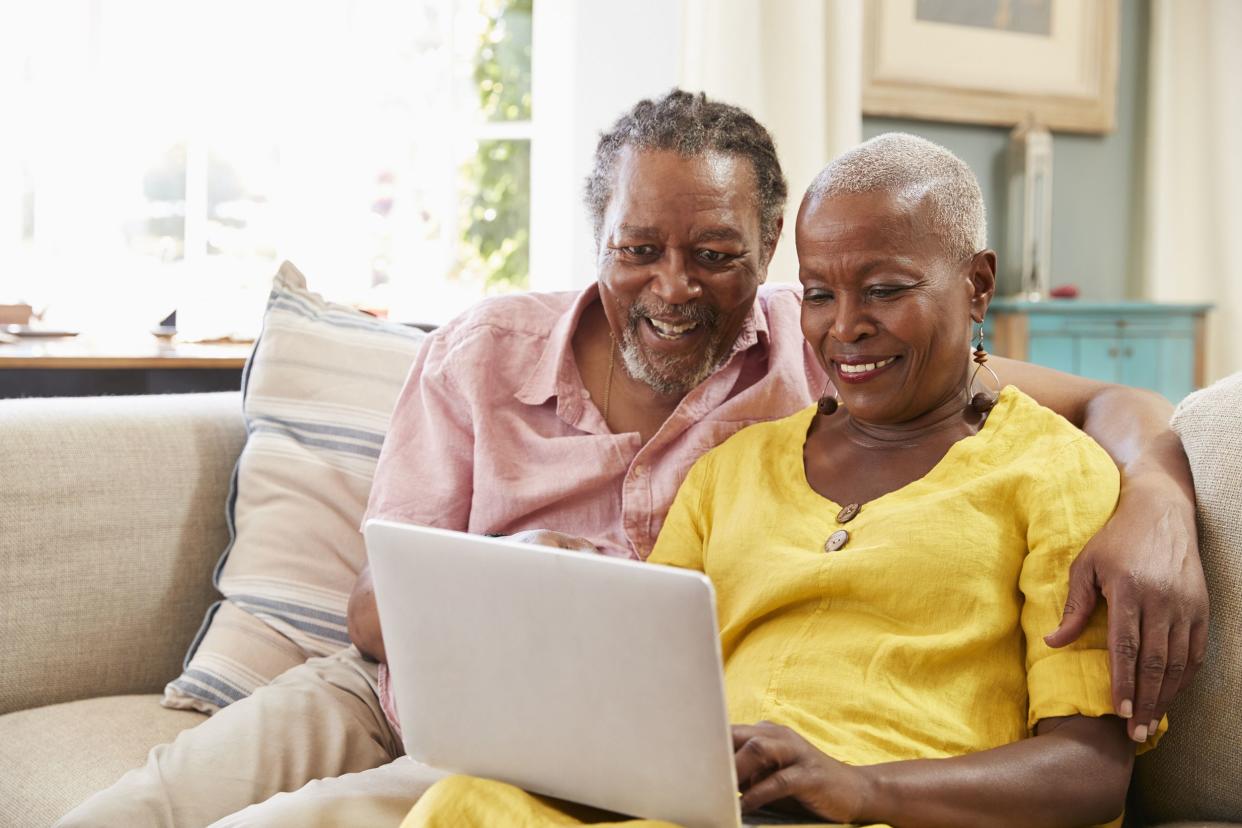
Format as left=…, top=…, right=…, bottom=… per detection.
left=164, top=261, right=425, bottom=713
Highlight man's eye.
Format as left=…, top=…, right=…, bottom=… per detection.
left=696, top=249, right=730, bottom=264
left=623, top=245, right=657, bottom=257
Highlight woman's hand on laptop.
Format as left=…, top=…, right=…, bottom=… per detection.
left=733, top=722, right=871, bottom=823
left=507, top=530, right=598, bottom=553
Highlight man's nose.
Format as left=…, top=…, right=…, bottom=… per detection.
left=831, top=294, right=875, bottom=342
left=649, top=250, right=702, bottom=305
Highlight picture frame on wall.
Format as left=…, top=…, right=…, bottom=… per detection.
left=862, top=0, right=1120, bottom=133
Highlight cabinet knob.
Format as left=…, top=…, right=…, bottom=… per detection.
left=1108, top=347, right=1120, bottom=358
left=1123, top=347, right=1133, bottom=358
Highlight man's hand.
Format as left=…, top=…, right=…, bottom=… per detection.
left=347, top=564, right=386, bottom=663
left=1044, top=472, right=1209, bottom=742
left=506, top=529, right=598, bottom=553
left=732, top=722, right=872, bottom=822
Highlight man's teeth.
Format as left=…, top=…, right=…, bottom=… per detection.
left=838, top=357, right=896, bottom=374
left=649, top=318, right=699, bottom=338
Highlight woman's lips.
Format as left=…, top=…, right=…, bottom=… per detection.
left=832, top=356, right=899, bottom=384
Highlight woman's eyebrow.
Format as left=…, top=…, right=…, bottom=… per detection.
left=857, top=257, right=920, bottom=279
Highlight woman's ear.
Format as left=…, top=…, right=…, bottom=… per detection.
left=969, top=250, right=997, bottom=323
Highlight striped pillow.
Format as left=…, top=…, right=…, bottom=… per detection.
left=163, top=261, right=426, bottom=713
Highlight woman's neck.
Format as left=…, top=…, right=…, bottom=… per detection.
left=841, top=386, right=986, bottom=450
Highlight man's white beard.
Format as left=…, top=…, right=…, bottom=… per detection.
left=618, top=321, right=730, bottom=396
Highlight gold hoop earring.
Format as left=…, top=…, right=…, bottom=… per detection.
left=969, top=321, right=1001, bottom=414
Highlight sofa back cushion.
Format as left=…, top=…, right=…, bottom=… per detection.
left=163, top=261, right=426, bottom=713
left=1136, top=372, right=1242, bottom=822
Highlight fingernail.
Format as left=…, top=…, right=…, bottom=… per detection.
left=1119, top=699, right=1133, bottom=719
left=1133, top=724, right=1148, bottom=743
left=1149, top=719, right=1159, bottom=735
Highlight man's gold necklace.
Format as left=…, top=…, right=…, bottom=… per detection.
left=602, top=333, right=615, bottom=426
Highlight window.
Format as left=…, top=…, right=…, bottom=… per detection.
left=0, top=0, right=533, bottom=334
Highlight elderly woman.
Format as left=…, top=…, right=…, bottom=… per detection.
left=403, top=135, right=1161, bottom=827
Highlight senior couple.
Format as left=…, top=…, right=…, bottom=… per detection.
left=63, top=91, right=1207, bottom=827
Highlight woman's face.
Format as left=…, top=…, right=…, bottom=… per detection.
left=796, top=188, right=995, bottom=425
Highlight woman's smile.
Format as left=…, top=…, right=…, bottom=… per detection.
left=832, top=355, right=901, bottom=383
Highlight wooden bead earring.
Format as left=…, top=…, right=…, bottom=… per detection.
left=969, top=320, right=1001, bottom=414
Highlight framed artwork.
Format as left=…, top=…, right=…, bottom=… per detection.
left=862, top=0, right=1120, bottom=133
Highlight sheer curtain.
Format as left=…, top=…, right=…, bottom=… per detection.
left=679, top=0, right=863, bottom=284
left=1143, top=0, right=1242, bottom=381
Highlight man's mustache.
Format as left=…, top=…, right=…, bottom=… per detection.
left=627, top=299, right=720, bottom=329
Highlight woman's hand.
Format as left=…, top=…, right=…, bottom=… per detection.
left=732, top=722, right=872, bottom=822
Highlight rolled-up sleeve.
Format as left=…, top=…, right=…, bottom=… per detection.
left=1018, top=436, right=1165, bottom=749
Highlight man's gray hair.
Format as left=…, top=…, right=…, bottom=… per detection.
left=805, top=133, right=986, bottom=260
left=585, top=89, right=788, bottom=257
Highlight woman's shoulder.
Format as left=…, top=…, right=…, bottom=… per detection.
left=992, top=386, right=1116, bottom=473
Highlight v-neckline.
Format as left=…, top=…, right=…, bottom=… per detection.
left=794, top=386, right=1013, bottom=513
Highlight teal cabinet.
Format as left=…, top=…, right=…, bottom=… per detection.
left=987, top=300, right=1211, bottom=402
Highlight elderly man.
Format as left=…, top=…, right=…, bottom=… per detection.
left=61, top=90, right=1207, bottom=828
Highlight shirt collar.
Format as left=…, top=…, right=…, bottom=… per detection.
left=514, top=282, right=771, bottom=407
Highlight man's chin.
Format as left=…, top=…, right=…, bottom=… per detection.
left=621, top=345, right=718, bottom=397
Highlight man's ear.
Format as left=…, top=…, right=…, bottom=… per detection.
left=969, top=249, right=997, bottom=323
left=759, top=216, right=784, bottom=283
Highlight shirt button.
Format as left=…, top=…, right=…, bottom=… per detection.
left=633, top=465, right=644, bottom=477
left=824, top=529, right=849, bottom=553
left=836, top=503, right=860, bottom=524
left=580, top=389, right=591, bottom=399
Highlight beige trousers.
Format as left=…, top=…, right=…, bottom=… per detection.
left=56, top=647, right=448, bottom=828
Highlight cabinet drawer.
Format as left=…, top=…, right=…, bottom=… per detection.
left=1023, top=313, right=1196, bottom=337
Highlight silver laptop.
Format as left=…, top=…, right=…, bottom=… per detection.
left=365, top=519, right=742, bottom=828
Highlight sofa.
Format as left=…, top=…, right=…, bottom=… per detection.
left=1, top=380, right=1239, bottom=827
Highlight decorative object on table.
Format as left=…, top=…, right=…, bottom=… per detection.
left=1049, top=284, right=1080, bottom=299
left=0, top=304, right=33, bottom=326
left=2, top=324, right=80, bottom=338
left=862, top=0, right=1120, bottom=133
left=1005, top=120, right=1054, bottom=301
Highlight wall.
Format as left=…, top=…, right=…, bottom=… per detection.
left=862, top=0, right=1149, bottom=300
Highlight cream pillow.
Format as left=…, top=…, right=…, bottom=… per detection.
left=164, top=261, right=426, bottom=713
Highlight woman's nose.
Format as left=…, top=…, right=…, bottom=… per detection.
left=831, top=295, right=874, bottom=342
left=649, top=251, right=703, bottom=305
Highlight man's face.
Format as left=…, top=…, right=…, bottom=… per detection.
left=796, top=188, right=992, bottom=424
left=596, top=147, right=770, bottom=396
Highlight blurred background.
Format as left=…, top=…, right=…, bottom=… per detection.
left=0, top=0, right=1237, bottom=381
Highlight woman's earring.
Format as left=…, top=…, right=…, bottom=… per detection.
left=817, top=379, right=841, bottom=416
left=969, top=321, right=1001, bottom=415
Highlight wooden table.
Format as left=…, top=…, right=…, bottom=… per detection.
left=0, top=334, right=252, bottom=398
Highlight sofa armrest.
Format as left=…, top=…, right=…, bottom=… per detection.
left=0, top=392, right=246, bottom=715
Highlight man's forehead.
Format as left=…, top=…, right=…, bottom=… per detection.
left=613, top=146, right=756, bottom=196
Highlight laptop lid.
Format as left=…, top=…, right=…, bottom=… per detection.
left=365, top=520, right=741, bottom=828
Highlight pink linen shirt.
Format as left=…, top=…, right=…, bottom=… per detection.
left=363, top=282, right=825, bottom=731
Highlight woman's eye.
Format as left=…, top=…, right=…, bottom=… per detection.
left=868, top=286, right=904, bottom=299
left=804, top=289, right=834, bottom=304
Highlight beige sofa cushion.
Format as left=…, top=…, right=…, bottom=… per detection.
left=165, top=262, right=426, bottom=713
left=0, top=695, right=205, bottom=827
left=1136, top=373, right=1242, bottom=823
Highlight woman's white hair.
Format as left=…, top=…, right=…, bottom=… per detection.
left=805, top=132, right=986, bottom=260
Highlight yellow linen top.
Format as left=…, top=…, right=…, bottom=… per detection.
left=402, top=387, right=1162, bottom=828
left=650, top=386, right=1163, bottom=766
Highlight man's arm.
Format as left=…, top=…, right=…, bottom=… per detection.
left=734, top=716, right=1133, bottom=827
left=994, top=357, right=1209, bottom=740
left=349, top=327, right=476, bottom=663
